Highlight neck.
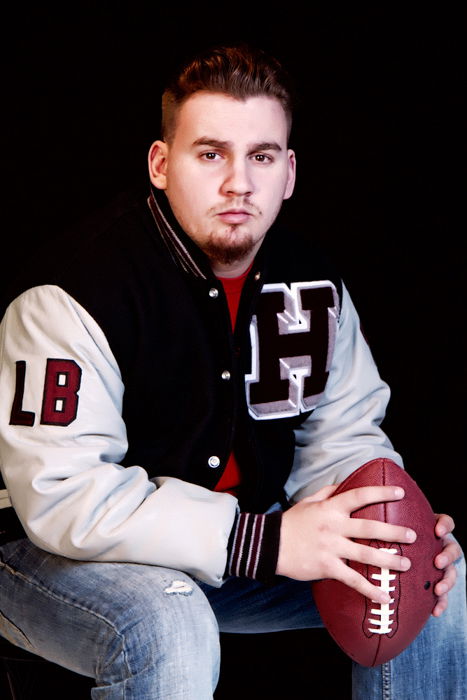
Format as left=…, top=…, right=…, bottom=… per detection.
left=211, top=248, right=259, bottom=278
left=211, top=258, right=253, bottom=278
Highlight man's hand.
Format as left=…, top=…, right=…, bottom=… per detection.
left=276, top=484, right=417, bottom=604
left=432, top=513, right=462, bottom=617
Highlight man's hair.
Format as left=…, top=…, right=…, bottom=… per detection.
left=161, top=44, right=295, bottom=143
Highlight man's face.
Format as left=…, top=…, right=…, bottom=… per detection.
left=149, top=92, right=296, bottom=275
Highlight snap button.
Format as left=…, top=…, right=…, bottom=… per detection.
left=208, top=455, right=221, bottom=468
left=209, top=288, right=219, bottom=298
left=221, top=370, right=231, bottom=381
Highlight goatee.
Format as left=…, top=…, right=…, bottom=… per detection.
left=202, top=232, right=256, bottom=266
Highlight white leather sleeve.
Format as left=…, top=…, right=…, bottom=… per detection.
left=0, top=285, right=237, bottom=586
left=285, top=284, right=403, bottom=502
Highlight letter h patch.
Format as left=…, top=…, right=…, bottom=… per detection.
left=246, top=281, right=338, bottom=420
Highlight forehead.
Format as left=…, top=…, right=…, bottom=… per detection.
left=171, top=92, right=289, bottom=145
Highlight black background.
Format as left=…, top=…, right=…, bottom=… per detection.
left=3, top=4, right=465, bottom=698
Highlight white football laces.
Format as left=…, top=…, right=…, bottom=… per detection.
left=368, top=547, right=397, bottom=634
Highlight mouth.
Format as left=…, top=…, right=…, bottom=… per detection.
left=216, top=209, right=253, bottom=224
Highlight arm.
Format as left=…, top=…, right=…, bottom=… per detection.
left=0, top=284, right=237, bottom=586
left=285, top=283, right=403, bottom=502
left=228, top=283, right=411, bottom=592
left=278, top=284, right=459, bottom=606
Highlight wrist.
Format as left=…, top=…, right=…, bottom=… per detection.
left=226, top=510, right=282, bottom=583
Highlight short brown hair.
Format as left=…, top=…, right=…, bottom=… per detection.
left=161, top=44, right=295, bottom=143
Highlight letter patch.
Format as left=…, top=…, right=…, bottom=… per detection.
left=9, top=361, right=35, bottom=426
left=10, top=359, right=82, bottom=427
left=41, top=359, right=82, bottom=426
left=246, top=281, right=338, bottom=419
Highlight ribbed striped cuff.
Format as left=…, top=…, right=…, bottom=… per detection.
left=226, top=511, right=282, bottom=584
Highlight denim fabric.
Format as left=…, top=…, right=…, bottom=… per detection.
left=0, top=538, right=465, bottom=699
left=351, top=553, right=467, bottom=700
left=0, top=539, right=219, bottom=699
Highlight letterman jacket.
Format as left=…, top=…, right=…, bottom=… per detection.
left=0, top=185, right=401, bottom=586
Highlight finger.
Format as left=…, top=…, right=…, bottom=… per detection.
left=303, top=485, right=339, bottom=503
left=347, top=541, right=411, bottom=574
left=336, top=485, right=405, bottom=514
left=435, top=541, right=462, bottom=570
left=432, top=593, right=449, bottom=617
left=347, top=518, right=417, bottom=545
left=435, top=513, right=455, bottom=537
left=434, top=564, right=457, bottom=596
left=332, top=559, right=393, bottom=605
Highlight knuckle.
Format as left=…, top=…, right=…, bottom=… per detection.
left=312, top=500, right=329, bottom=520
left=315, top=518, right=331, bottom=534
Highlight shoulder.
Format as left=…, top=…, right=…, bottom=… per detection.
left=261, top=220, right=343, bottom=304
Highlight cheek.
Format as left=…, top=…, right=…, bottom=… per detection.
left=166, top=180, right=211, bottom=239
left=167, top=179, right=194, bottom=216
left=260, top=179, right=289, bottom=218
left=169, top=167, right=211, bottom=214
left=259, top=167, right=291, bottom=200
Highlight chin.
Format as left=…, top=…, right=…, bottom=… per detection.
left=203, top=238, right=256, bottom=267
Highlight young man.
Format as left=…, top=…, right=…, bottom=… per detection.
left=0, top=44, right=465, bottom=698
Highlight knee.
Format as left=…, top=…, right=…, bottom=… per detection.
left=115, top=569, right=218, bottom=638
left=97, top=568, right=220, bottom=681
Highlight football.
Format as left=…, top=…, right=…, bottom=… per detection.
left=311, top=458, right=443, bottom=667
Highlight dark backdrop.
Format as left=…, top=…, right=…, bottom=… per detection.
left=3, top=5, right=465, bottom=698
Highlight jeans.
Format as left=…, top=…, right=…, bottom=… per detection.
left=0, top=538, right=465, bottom=699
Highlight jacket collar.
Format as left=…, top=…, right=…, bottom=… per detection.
left=147, top=185, right=210, bottom=280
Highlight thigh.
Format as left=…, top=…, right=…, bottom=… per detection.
left=200, top=575, right=324, bottom=633
left=0, top=538, right=218, bottom=680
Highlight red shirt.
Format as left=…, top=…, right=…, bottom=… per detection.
left=213, top=266, right=251, bottom=495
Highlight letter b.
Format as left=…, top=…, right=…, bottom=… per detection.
left=41, top=359, right=82, bottom=426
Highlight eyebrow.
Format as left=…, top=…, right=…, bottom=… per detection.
left=192, top=137, right=283, bottom=152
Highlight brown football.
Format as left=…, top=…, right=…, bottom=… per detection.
left=311, top=458, right=443, bottom=667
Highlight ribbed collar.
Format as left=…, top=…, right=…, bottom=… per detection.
left=147, top=185, right=210, bottom=280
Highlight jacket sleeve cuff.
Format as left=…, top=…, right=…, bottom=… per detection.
left=225, top=510, right=282, bottom=584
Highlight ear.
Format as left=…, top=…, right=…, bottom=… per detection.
left=148, top=140, right=169, bottom=190
left=283, top=149, right=297, bottom=200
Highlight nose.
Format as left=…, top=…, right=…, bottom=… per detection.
left=220, top=156, right=254, bottom=197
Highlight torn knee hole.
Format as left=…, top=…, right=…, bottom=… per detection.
left=163, top=580, right=193, bottom=595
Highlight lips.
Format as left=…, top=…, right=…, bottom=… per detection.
left=217, top=209, right=252, bottom=224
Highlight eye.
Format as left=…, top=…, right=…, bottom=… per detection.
left=201, top=152, right=221, bottom=161
left=252, top=153, right=273, bottom=163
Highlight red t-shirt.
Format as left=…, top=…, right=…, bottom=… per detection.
left=213, top=266, right=250, bottom=495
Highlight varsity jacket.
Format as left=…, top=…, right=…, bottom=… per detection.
left=0, top=186, right=401, bottom=586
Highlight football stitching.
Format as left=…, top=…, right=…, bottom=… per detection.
left=361, top=541, right=401, bottom=640
left=368, top=547, right=397, bottom=634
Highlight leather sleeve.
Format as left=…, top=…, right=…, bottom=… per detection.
left=286, top=283, right=403, bottom=502
left=0, top=285, right=237, bottom=586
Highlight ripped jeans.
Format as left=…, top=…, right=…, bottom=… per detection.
left=0, top=538, right=466, bottom=699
